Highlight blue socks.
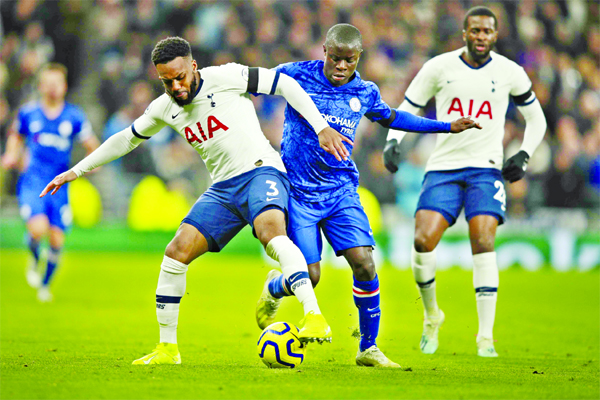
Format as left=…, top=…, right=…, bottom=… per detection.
left=353, top=275, right=381, bottom=352
left=268, top=271, right=382, bottom=352
left=268, top=274, right=292, bottom=299
left=27, top=235, right=41, bottom=268
left=42, top=246, right=61, bottom=286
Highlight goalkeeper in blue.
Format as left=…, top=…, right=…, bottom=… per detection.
left=256, top=24, right=480, bottom=368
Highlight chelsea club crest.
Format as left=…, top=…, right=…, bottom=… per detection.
left=349, top=97, right=361, bottom=112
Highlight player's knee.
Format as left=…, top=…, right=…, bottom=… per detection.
left=471, top=236, right=495, bottom=254
left=165, top=238, right=196, bottom=265
left=309, top=269, right=320, bottom=288
left=414, top=231, right=436, bottom=253
left=307, top=262, right=321, bottom=288
left=255, top=211, right=286, bottom=247
left=349, top=254, right=376, bottom=281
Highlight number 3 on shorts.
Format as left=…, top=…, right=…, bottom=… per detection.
left=266, top=180, right=279, bottom=197
left=493, top=180, right=506, bottom=211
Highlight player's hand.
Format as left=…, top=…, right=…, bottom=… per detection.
left=317, top=127, right=353, bottom=162
left=383, top=139, right=401, bottom=173
left=502, top=150, right=529, bottom=183
left=40, top=170, right=78, bottom=197
left=1, top=153, right=19, bottom=169
left=450, top=117, right=482, bottom=133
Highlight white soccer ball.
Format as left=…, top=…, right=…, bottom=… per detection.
left=257, top=322, right=306, bottom=368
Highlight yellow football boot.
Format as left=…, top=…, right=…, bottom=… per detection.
left=132, top=343, right=181, bottom=365
left=298, top=311, right=332, bottom=344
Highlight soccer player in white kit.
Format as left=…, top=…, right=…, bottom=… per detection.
left=41, top=37, right=350, bottom=364
left=383, top=7, right=547, bottom=357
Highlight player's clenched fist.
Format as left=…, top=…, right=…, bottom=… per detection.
left=317, top=127, right=354, bottom=162
left=40, top=170, right=78, bottom=197
left=450, top=117, right=482, bottom=133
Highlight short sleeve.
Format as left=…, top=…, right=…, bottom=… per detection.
left=404, top=59, right=440, bottom=108
left=132, top=98, right=168, bottom=139
left=364, top=83, right=392, bottom=123
left=510, top=65, right=533, bottom=97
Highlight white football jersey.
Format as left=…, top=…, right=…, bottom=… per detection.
left=404, top=48, right=532, bottom=172
left=132, top=63, right=285, bottom=183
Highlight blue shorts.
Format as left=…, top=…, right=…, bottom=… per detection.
left=288, top=191, right=375, bottom=265
left=416, top=167, right=506, bottom=226
left=17, top=173, right=71, bottom=231
left=183, top=167, right=290, bottom=252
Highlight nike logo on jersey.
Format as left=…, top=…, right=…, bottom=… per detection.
left=266, top=197, right=279, bottom=202
left=172, top=111, right=181, bottom=119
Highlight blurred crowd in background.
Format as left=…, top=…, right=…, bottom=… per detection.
left=1, top=0, right=599, bottom=225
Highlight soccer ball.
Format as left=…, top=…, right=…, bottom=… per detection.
left=257, top=322, right=306, bottom=368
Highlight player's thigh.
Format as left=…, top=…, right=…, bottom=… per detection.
left=182, top=194, right=246, bottom=253
left=320, top=192, right=375, bottom=257
left=288, top=197, right=323, bottom=265
left=47, top=187, right=72, bottom=232
left=416, top=171, right=465, bottom=226
left=414, top=209, right=450, bottom=252
left=18, top=177, right=48, bottom=229
left=464, top=169, right=505, bottom=225
left=246, top=169, right=290, bottom=245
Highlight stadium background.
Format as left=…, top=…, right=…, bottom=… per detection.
left=1, top=0, right=598, bottom=270
left=0, top=1, right=598, bottom=399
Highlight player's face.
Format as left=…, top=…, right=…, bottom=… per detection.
left=39, top=70, right=67, bottom=102
left=463, top=16, right=498, bottom=62
left=156, top=56, right=199, bottom=106
left=323, top=44, right=362, bottom=87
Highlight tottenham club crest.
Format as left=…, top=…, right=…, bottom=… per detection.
left=349, top=97, right=361, bottom=112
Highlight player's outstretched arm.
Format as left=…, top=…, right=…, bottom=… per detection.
left=40, top=127, right=144, bottom=197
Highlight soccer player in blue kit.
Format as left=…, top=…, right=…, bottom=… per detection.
left=2, top=63, right=99, bottom=302
left=256, top=24, right=481, bottom=367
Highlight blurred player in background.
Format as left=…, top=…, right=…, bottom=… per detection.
left=255, top=23, right=480, bottom=368
left=41, top=37, right=350, bottom=365
left=383, top=6, right=547, bottom=357
left=1, top=63, right=99, bottom=302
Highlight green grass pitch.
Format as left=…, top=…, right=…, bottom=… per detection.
left=1, top=249, right=598, bottom=399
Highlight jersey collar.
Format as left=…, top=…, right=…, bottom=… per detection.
left=458, top=48, right=493, bottom=70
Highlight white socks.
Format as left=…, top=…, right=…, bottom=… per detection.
left=266, top=235, right=320, bottom=315
left=156, top=256, right=188, bottom=344
left=411, top=247, right=440, bottom=319
left=473, top=252, right=499, bottom=340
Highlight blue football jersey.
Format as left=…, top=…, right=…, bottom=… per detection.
left=275, top=60, right=392, bottom=202
left=16, top=102, right=92, bottom=178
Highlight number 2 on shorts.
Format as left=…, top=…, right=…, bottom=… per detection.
left=493, top=180, right=506, bottom=211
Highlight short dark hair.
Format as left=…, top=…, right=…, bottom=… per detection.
left=463, top=6, right=498, bottom=30
left=151, top=36, right=192, bottom=65
left=324, top=24, right=362, bottom=51
left=40, top=62, right=68, bottom=78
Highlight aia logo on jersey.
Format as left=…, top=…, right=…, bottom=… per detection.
left=184, top=116, right=229, bottom=144
left=448, top=98, right=492, bottom=119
